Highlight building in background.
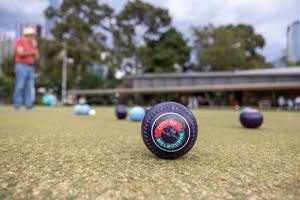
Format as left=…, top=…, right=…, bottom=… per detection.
left=45, top=0, right=61, bottom=39
left=69, top=67, right=300, bottom=107
left=287, top=21, right=300, bottom=63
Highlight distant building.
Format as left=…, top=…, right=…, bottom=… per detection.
left=45, top=0, right=61, bottom=39
left=287, top=21, right=300, bottom=63
left=69, top=67, right=300, bottom=107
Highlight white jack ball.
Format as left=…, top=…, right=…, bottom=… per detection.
left=89, top=109, right=96, bottom=116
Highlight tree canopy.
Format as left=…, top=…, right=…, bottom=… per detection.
left=39, top=1, right=272, bottom=92
left=112, top=0, right=171, bottom=74
left=142, top=28, right=190, bottom=73
left=193, top=24, right=269, bottom=71
left=45, top=0, right=113, bottom=86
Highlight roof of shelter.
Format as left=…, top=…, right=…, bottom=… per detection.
left=125, top=67, right=300, bottom=79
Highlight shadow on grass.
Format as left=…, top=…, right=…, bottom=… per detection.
left=136, top=149, right=217, bottom=165
left=230, top=125, right=271, bottom=132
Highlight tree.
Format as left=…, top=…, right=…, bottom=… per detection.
left=0, top=75, right=14, bottom=103
left=45, top=0, right=113, bottom=87
left=0, top=55, right=14, bottom=77
left=193, top=24, right=271, bottom=71
left=287, top=59, right=300, bottom=66
left=142, top=28, right=190, bottom=73
left=37, top=39, right=64, bottom=89
left=112, top=0, right=171, bottom=74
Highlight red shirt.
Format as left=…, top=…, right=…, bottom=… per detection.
left=14, top=37, right=36, bottom=64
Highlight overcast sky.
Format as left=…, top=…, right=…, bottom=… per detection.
left=0, top=0, right=299, bottom=62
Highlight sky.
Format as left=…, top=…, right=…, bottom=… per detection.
left=0, top=0, right=299, bottom=62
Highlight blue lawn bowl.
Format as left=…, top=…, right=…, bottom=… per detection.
left=73, top=104, right=83, bottom=115
left=42, top=94, right=54, bottom=106
left=128, top=106, right=146, bottom=122
left=73, top=104, right=91, bottom=115
left=81, top=104, right=91, bottom=115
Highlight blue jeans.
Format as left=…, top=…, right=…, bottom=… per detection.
left=13, top=63, right=35, bottom=109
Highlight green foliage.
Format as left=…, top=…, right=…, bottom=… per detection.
left=116, top=0, right=171, bottom=42
left=287, top=60, right=300, bottom=66
left=0, top=42, right=14, bottom=85
left=41, top=1, right=276, bottom=93
left=112, top=0, right=171, bottom=73
left=1, top=56, right=14, bottom=77
left=194, top=24, right=271, bottom=71
left=0, top=76, right=14, bottom=103
left=79, top=73, right=104, bottom=89
left=45, top=0, right=113, bottom=87
left=79, top=73, right=118, bottom=89
left=142, top=28, right=190, bottom=73
left=37, top=39, right=63, bottom=89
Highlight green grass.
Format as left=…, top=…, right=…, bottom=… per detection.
left=0, top=106, right=299, bottom=199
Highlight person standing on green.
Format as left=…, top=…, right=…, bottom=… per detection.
left=13, top=26, right=39, bottom=110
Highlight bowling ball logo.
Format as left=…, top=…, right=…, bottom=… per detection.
left=151, top=113, right=190, bottom=152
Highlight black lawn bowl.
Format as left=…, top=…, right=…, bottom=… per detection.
left=240, top=109, right=263, bottom=128
left=141, top=102, right=198, bottom=159
left=115, top=104, right=127, bottom=120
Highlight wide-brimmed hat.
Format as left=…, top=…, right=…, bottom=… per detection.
left=23, top=26, right=36, bottom=36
